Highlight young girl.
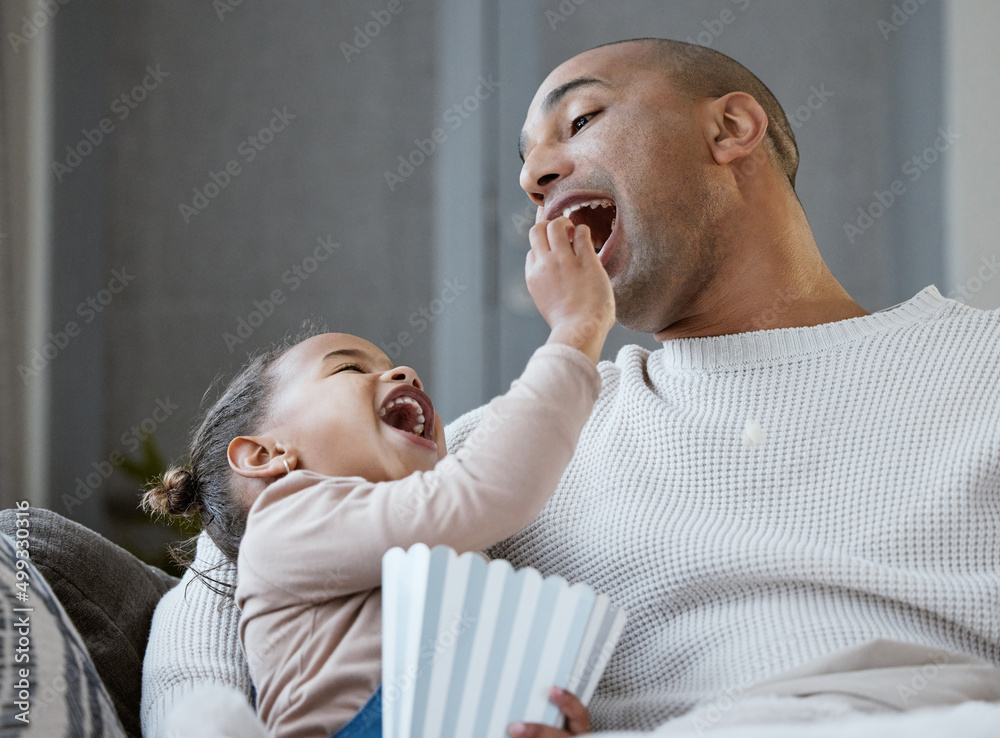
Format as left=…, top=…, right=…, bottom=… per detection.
left=143, top=218, right=613, bottom=738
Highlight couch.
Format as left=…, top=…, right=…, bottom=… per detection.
left=0, top=506, right=178, bottom=738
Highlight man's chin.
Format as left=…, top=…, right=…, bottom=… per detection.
left=612, top=282, right=674, bottom=336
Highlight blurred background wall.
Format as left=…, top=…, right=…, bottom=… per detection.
left=1, top=0, right=997, bottom=565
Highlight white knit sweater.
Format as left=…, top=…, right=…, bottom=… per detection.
left=141, top=533, right=249, bottom=738
left=141, top=286, right=1000, bottom=734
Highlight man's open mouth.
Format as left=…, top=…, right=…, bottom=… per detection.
left=378, top=388, right=435, bottom=440
left=561, top=199, right=617, bottom=253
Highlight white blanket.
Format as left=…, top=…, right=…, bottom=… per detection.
left=602, top=699, right=1000, bottom=738
left=167, top=686, right=1000, bottom=737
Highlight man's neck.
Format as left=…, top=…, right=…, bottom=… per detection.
left=654, top=198, right=869, bottom=341
left=654, top=291, right=869, bottom=341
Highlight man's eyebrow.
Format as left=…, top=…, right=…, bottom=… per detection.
left=541, top=77, right=610, bottom=115
left=518, top=77, right=610, bottom=161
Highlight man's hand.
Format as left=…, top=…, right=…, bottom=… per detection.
left=526, top=217, right=615, bottom=364
left=508, top=686, right=591, bottom=737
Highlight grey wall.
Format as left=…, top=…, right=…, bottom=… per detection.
left=47, top=0, right=443, bottom=543
left=32, top=0, right=947, bottom=546
left=49, top=1, right=112, bottom=532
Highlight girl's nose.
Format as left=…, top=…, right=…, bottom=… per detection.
left=381, top=366, right=422, bottom=390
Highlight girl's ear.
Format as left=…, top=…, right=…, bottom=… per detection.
left=228, top=436, right=295, bottom=479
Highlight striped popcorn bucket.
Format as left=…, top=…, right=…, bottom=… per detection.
left=382, top=544, right=626, bottom=738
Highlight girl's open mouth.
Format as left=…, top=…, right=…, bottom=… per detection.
left=378, top=388, right=436, bottom=446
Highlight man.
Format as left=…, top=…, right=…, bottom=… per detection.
left=143, top=39, right=1000, bottom=736
left=480, top=37, right=1000, bottom=735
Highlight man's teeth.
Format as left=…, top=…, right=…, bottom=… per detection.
left=379, top=395, right=427, bottom=437
left=561, top=199, right=614, bottom=219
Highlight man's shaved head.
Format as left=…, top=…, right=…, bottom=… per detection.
left=597, top=38, right=799, bottom=188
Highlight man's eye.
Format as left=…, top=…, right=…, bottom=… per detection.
left=571, top=113, right=595, bottom=133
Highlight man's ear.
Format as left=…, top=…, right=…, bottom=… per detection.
left=228, top=436, right=295, bottom=479
left=701, top=91, right=768, bottom=166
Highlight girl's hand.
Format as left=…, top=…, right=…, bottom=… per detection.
left=508, top=686, right=591, bottom=737
left=526, top=217, right=615, bottom=364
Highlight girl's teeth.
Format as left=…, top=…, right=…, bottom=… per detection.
left=413, top=424, right=424, bottom=436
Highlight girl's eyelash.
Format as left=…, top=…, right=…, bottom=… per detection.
left=334, top=363, right=364, bottom=374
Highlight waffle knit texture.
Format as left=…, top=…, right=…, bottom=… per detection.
left=141, top=286, right=1000, bottom=733
left=460, top=285, right=1000, bottom=730
left=141, top=533, right=250, bottom=738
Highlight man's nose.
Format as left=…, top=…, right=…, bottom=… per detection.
left=381, top=366, right=422, bottom=390
left=519, top=143, right=572, bottom=207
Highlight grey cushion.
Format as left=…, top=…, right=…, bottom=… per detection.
left=0, top=508, right=179, bottom=738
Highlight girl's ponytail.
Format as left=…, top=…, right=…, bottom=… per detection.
left=143, top=466, right=202, bottom=518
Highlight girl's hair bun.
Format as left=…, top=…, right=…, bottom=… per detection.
left=142, top=466, right=203, bottom=518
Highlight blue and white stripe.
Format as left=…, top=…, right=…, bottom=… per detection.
left=382, top=544, right=626, bottom=738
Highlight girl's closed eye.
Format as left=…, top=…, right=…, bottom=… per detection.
left=333, top=363, right=365, bottom=374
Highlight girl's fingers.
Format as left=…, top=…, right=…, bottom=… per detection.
left=529, top=221, right=552, bottom=253
left=551, top=687, right=590, bottom=734
left=571, top=224, right=593, bottom=257
left=545, top=217, right=575, bottom=255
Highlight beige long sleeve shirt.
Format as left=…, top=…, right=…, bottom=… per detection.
left=235, top=344, right=601, bottom=738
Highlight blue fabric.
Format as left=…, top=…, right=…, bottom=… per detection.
left=330, top=685, right=382, bottom=738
